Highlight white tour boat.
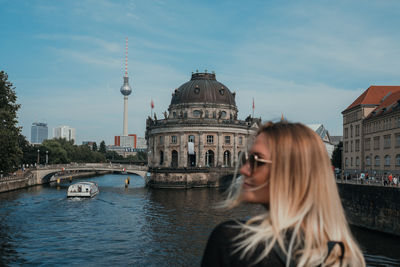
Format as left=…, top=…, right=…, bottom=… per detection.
left=67, top=182, right=99, bottom=198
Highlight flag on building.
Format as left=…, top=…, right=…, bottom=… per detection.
left=151, top=98, right=154, bottom=109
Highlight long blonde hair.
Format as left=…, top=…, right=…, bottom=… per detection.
left=225, top=121, right=365, bottom=267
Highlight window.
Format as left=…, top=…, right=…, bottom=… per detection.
left=350, top=141, right=353, bottom=152
left=356, top=157, right=360, bottom=166
left=159, top=136, right=164, bottom=145
left=365, top=138, right=371, bottom=151
left=171, top=135, right=177, bottom=144
left=374, top=137, right=380, bottom=150
left=159, top=151, right=164, bottom=165
left=355, top=125, right=360, bottom=136
left=205, top=110, right=209, bottom=118
left=173, top=112, right=177, bottom=118
left=398, top=117, right=400, bottom=128
left=396, top=155, right=400, bottom=166
left=344, top=141, right=348, bottom=152
left=384, top=155, right=391, bottom=166
left=223, top=150, right=231, bottom=166
left=205, top=150, right=214, bottom=167
left=355, top=139, right=360, bottom=152
left=366, top=156, right=371, bottom=166
left=171, top=150, right=178, bottom=167
left=374, top=155, right=380, bottom=166
left=207, top=135, right=214, bottom=144
left=225, top=136, right=231, bottom=144
left=193, top=110, right=201, bottom=117
left=396, top=134, right=400, bottom=147
left=188, top=135, right=195, bottom=143
left=220, top=111, right=227, bottom=118
left=239, top=136, right=243, bottom=145
left=344, top=128, right=348, bottom=139
left=384, top=135, right=391, bottom=148
left=350, top=125, right=353, bottom=138
left=345, top=158, right=348, bottom=167
left=351, top=157, right=353, bottom=166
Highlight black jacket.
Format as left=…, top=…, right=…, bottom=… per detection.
left=201, top=220, right=289, bottom=267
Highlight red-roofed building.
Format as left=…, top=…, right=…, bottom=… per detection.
left=342, top=86, right=400, bottom=178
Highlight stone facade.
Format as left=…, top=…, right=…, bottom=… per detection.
left=338, top=183, right=400, bottom=236
left=342, top=86, right=400, bottom=177
left=146, top=72, right=260, bottom=188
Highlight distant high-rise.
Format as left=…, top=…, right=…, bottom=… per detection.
left=31, top=122, right=48, bottom=144
left=53, top=126, right=76, bottom=142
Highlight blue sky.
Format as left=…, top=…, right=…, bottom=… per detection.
left=1, top=0, right=400, bottom=145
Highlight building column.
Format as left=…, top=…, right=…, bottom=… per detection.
left=163, top=133, right=168, bottom=167
left=233, top=133, right=237, bottom=166
left=198, top=131, right=204, bottom=167
left=179, top=132, right=187, bottom=167
left=217, top=132, right=223, bottom=167
left=152, top=135, right=157, bottom=167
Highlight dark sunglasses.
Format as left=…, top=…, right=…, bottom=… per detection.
left=241, top=153, right=272, bottom=172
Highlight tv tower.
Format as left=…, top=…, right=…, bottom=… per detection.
left=120, top=37, right=132, bottom=136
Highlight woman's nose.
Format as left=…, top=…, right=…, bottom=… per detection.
left=240, top=162, right=251, bottom=177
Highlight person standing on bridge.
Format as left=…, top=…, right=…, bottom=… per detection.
left=202, top=121, right=365, bottom=267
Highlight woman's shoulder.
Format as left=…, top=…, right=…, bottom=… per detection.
left=211, top=220, right=243, bottom=237
left=202, top=220, right=286, bottom=267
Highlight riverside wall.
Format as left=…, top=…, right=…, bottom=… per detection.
left=147, top=167, right=235, bottom=188
left=0, top=170, right=109, bottom=193
left=338, top=183, right=400, bottom=236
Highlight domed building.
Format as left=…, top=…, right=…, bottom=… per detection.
left=145, top=71, right=261, bottom=188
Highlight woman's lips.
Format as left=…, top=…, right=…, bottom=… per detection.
left=243, top=181, right=253, bottom=189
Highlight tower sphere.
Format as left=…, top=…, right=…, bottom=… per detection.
left=120, top=76, right=132, bottom=96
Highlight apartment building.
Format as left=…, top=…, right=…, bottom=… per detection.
left=342, top=86, right=400, bottom=177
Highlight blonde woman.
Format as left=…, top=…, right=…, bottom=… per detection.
left=202, top=122, right=365, bottom=267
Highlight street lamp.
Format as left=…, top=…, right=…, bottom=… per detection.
left=46, top=151, right=48, bottom=165
left=37, top=149, right=40, bottom=165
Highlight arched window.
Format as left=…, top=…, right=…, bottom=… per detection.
left=187, top=152, right=196, bottom=167
left=384, top=155, right=391, bottom=166
left=159, top=151, right=164, bottom=165
left=193, top=110, right=201, bottom=117
left=396, top=154, right=400, bottom=166
left=171, top=150, right=178, bottom=168
left=374, top=155, right=380, bottom=166
left=223, top=150, right=231, bottom=167
left=205, top=150, right=214, bottom=167
left=366, top=156, right=371, bottom=166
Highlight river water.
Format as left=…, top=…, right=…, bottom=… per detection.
left=0, top=174, right=399, bottom=266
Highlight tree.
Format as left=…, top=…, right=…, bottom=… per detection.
left=18, top=134, right=38, bottom=165
left=331, top=141, right=343, bottom=169
left=99, top=140, right=106, bottom=154
left=0, top=71, right=21, bottom=174
left=92, top=142, right=97, bottom=151
left=43, top=139, right=69, bottom=164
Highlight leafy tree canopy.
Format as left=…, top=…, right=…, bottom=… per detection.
left=0, top=71, right=21, bottom=174
left=331, top=141, right=343, bottom=169
left=99, top=140, right=106, bottom=154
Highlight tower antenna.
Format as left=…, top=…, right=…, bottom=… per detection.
left=125, top=37, right=128, bottom=77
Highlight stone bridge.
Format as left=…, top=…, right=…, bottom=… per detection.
left=33, top=163, right=149, bottom=184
